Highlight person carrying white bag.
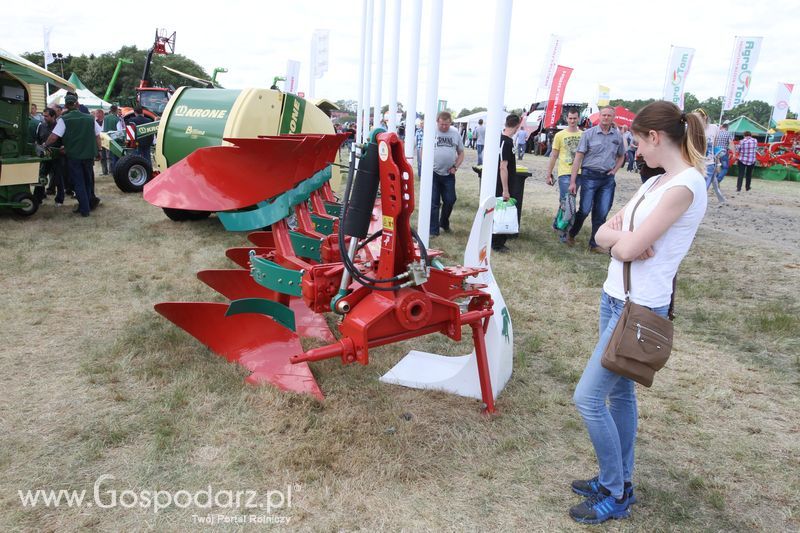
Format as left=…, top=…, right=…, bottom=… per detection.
left=493, top=198, right=519, bottom=235
left=491, top=114, right=522, bottom=253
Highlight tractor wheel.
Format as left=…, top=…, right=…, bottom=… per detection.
left=162, top=208, right=212, bottom=221
left=113, top=153, right=152, bottom=193
left=12, top=192, right=39, bottom=217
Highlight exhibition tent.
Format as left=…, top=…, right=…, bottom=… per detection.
left=48, top=73, right=111, bottom=110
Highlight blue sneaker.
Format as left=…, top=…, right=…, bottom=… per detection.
left=571, top=476, right=636, bottom=504
left=569, top=487, right=631, bottom=524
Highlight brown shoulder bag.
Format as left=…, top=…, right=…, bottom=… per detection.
left=600, top=191, right=675, bottom=387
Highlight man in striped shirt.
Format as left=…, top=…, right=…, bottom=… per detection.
left=736, top=131, right=758, bottom=192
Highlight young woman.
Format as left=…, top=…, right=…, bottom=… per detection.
left=568, top=101, right=708, bottom=524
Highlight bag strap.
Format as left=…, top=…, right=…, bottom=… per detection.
left=622, top=180, right=677, bottom=321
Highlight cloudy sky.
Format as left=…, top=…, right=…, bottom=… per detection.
left=5, top=0, right=799, bottom=115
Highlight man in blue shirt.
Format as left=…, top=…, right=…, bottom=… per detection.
left=567, top=107, right=625, bottom=253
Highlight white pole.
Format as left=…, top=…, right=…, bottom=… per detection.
left=480, top=0, right=513, bottom=203
left=403, top=0, right=423, bottom=166
left=309, top=34, right=316, bottom=100
left=386, top=0, right=401, bottom=132
left=661, top=46, right=672, bottom=106
left=355, top=0, right=368, bottom=148
left=417, top=0, right=444, bottom=247
left=362, top=0, right=375, bottom=142
left=374, top=0, right=386, bottom=128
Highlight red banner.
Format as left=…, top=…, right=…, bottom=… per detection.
left=544, top=65, right=573, bottom=129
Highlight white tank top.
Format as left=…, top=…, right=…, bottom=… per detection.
left=603, top=167, right=708, bottom=307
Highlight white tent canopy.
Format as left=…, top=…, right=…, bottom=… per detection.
left=48, top=72, right=111, bottom=111
left=453, top=111, right=487, bottom=131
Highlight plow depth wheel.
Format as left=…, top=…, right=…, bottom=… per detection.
left=113, top=153, right=153, bottom=193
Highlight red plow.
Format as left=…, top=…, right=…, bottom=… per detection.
left=144, top=132, right=499, bottom=412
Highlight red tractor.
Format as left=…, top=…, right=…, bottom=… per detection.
left=120, top=28, right=176, bottom=121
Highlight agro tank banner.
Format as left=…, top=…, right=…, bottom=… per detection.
left=538, top=35, right=563, bottom=91
left=662, top=46, right=695, bottom=110
left=543, top=65, right=573, bottom=129
left=771, top=82, right=794, bottom=124
left=723, top=36, right=763, bottom=111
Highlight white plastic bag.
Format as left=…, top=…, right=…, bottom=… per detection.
left=492, top=198, right=519, bottom=234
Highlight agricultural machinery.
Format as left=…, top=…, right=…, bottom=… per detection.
left=0, top=49, right=74, bottom=216
left=145, top=131, right=511, bottom=412
left=754, top=119, right=800, bottom=169
left=117, top=28, right=178, bottom=121
left=107, top=81, right=340, bottom=197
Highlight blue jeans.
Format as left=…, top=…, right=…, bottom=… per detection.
left=477, top=144, right=485, bottom=166
left=552, top=174, right=577, bottom=234
left=574, top=291, right=670, bottom=499
left=416, top=147, right=422, bottom=177
left=704, top=163, right=719, bottom=189
left=569, top=168, right=616, bottom=248
left=716, top=152, right=729, bottom=182
left=626, top=150, right=637, bottom=171
left=67, top=158, right=94, bottom=215
left=430, top=172, right=456, bottom=235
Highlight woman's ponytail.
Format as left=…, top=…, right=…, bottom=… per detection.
left=683, top=112, right=706, bottom=173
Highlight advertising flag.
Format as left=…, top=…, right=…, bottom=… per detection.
left=43, top=26, right=54, bottom=66
left=723, top=36, right=763, bottom=111
left=538, top=35, right=563, bottom=90
left=544, top=65, right=573, bottom=129
left=285, top=60, right=301, bottom=94
left=662, top=46, right=694, bottom=109
left=771, top=82, right=794, bottom=123
left=312, top=29, right=330, bottom=79
left=597, top=85, right=610, bottom=107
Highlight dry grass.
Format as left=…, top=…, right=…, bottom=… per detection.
left=1, top=153, right=799, bottom=532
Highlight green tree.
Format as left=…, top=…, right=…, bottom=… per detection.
left=335, top=99, right=358, bottom=113
left=23, top=46, right=209, bottom=105
left=726, top=100, right=772, bottom=127
left=380, top=103, right=405, bottom=114
left=456, top=106, right=486, bottom=118
left=608, top=98, right=656, bottom=114
left=682, top=93, right=700, bottom=113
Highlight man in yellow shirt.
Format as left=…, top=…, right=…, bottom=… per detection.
left=546, top=108, right=582, bottom=244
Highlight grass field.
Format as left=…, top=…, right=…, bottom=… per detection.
left=1, top=149, right=798, bottom=531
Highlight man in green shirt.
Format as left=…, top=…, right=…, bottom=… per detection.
left=44, top=93, right=102, bottom=217
left=102, top=104, right=124, bottom=174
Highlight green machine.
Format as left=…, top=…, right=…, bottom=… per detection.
left=107, top=86, right=341, bottom=197
left=0, top=49, right=75, bottom=216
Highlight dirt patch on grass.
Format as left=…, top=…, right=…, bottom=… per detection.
left=1, top=157, right=798, bottom=531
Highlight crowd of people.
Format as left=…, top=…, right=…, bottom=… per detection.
left=28, top=93, right=153, bottom=217
left=420, top=104, right=753, bottom=255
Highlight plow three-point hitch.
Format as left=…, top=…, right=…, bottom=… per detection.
left=144, top=131, right=501, bottom=412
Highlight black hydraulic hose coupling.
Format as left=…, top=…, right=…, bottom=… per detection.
left=342, top=142, right=380, bottom=239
